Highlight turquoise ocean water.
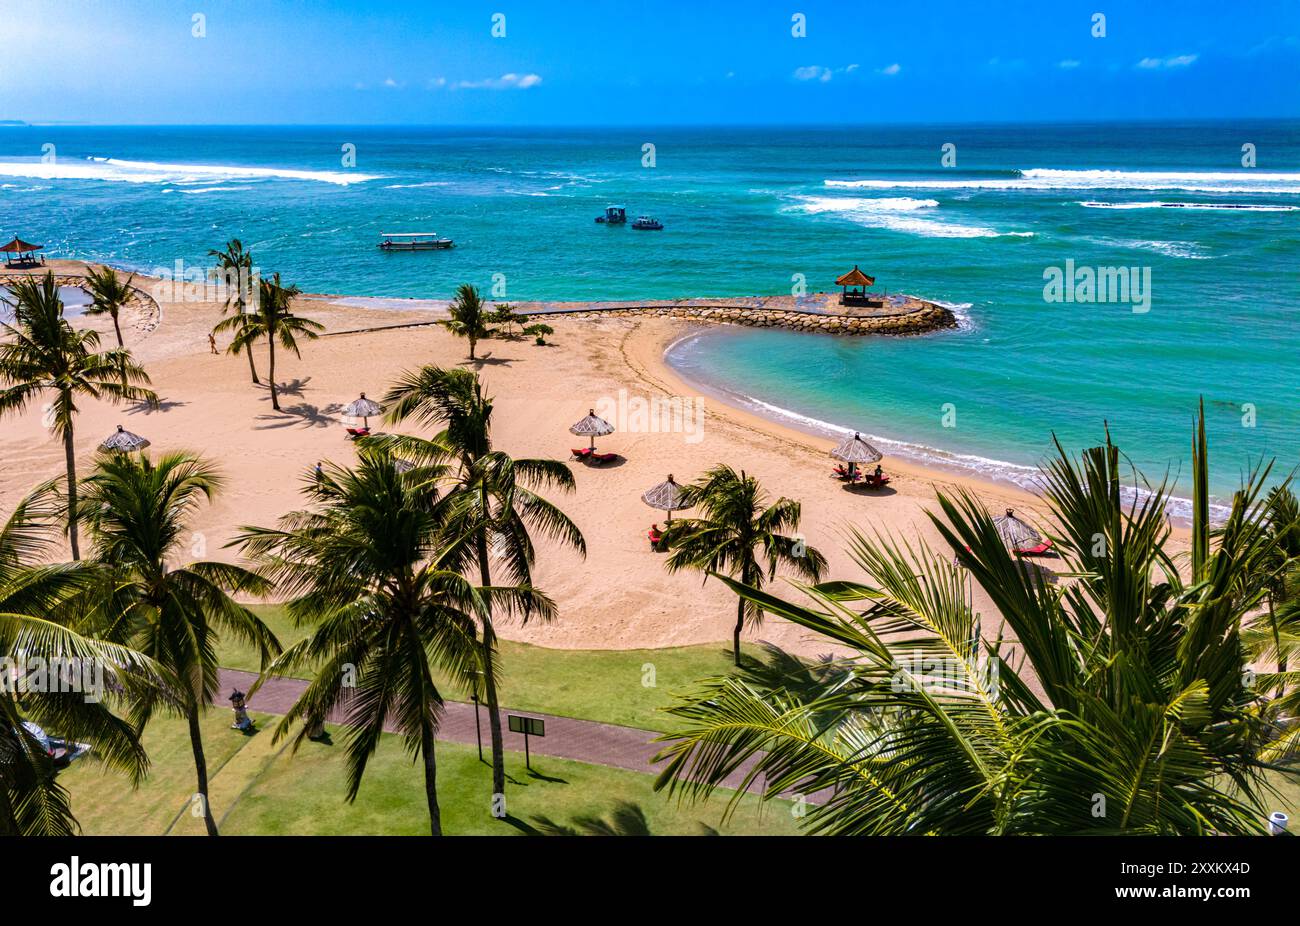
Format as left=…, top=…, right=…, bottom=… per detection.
left=1, top=122, right=1297, bottom=505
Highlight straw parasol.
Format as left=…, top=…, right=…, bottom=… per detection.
left=344, top=392, right=383, bottom=428
left=569, top=408, right=614, bottom=451
left=100, top=424, right=150, bottom=453
left=642, top=474, right=689, bottom=523
left=393, top=458, right=414, bottom=473
left=830, top=431, right=882, bottom=478
left=992, top=508, right=1042, bottom=550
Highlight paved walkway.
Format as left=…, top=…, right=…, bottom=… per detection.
left=219, top=668, right=702, bottom=783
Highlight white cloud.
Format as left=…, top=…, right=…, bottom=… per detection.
left=383, top=77, right=403, bottom=88
left=878, top=63, right=901, bottom=76
left=1137, top=53, right=1198, bottom=69
left=793, top=65, right=833, bottom=82
left=1058, top=59, right=1081, bottom=69
left=845, top=63, right=860, bottom=73
left=452, top=72, right=543, bottom=90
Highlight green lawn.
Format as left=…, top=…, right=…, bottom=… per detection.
left=58, top=710, right=269, bottom=836
left=221, top=604, right=749, bottom=732
left=61, top=716, right=799, bottom=836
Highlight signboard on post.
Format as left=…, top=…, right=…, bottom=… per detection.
left=507, top=714, right=545, bottom=768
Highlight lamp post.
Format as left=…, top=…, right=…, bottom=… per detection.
left=471, top=693, right=483, bottom=762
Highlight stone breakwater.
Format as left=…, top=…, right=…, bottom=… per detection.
left=517, top=294, right=958, bottom=336
left=0, top=270, right=162, bottom=334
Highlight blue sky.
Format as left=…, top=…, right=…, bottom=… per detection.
left=4, top=0, right=1298, bottom=124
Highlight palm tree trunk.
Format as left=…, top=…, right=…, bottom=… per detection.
left=733, top=596, right=745, bottom=667
left=420, top=712, right=443, bottom=835
left=268, top=338, right=279, bottom=410
left=61, top=420, right=79, bottom=561
left=469, top=335, right=477, bottom=360
left=111, top=312, right=123, bottom=348
left=245, top=345, right=260, bottom=384
left=476, top=531, right=506, bottom=798
left=186, top=704, right=219, bottom=836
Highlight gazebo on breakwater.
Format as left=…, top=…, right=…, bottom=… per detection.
left=835, top=265, right=880, bottom=307
left=1, top=236, right=44, bottom=269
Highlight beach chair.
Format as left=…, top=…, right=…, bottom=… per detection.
left=647, top=526, right=665, bottom=551
left=346, top=426, right=371, bottom=440
left=571, top=447, right=594, bottom=461
left=863, top=474, right=891, bottom=489
left=1014, top=540, right=1054, bottom=557
left=590, top=452, right=619, bottom=465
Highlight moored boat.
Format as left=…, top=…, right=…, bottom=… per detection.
left=595, top=205, right=628, bottom=224
left=631, top=215, right=663, bottom=230
left=378, top=232, right=454, bottom=250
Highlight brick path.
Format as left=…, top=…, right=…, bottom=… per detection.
left=218, top=668, right=728, bottom=786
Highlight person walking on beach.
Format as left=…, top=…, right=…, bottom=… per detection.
left=208, top=332, right=218, bottom=354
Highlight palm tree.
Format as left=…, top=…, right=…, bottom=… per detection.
left=378, top=366, right=584, bottom=801
left=439, top=284, right=497, bottom=360
left=208, top=239, right=260, bottom=384
left=0, top=481, right=159, bottom=835
left=72, top=451, right=281, bottom=836
left=663, top=465, right=826, bottom=666
left=654, top=409, right=1291, bottom=834
left=0, top=273, right=159, bottom=559
left=235, top=450, right=537, bottom=834
left=221, top=273, right=322, bottom=411
left=83, top=265, right=135, bottom=348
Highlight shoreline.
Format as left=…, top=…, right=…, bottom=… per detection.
left=1, top=260, right=1191, bottom=653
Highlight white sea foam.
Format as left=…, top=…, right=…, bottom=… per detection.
left=308, top=295, right=450, bottom=312
left=384, top=181, right=452, bottom=189
left=790, top=195, right=1032, bottom=239
left=1078, top=200, right=1299, bottom=211
left=1081, top=236, right=1210, bottom=259
left=0, top=156, right=381, bottom=186
left=827, top=168, right=1300, bottom=195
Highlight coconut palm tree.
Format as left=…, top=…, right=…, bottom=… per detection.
left=72, top=451, right=280, bottom=836
left=234, top=449, right=542, bottom=834
left=0, top=273, right=159, bottom=559
left=378, top=366, right=584, bottom=801
left=83, top=265, right=135, bottom=348
left=654, top=410, right=1292, bottom=834
left=0, top=481, right=159, bottom=835
left=663, top=465, right=826, bottom=666
left=439, top=284, right=497, bottom=360
left=208, top=239, right=260, bottom=384
left=221, top=273, right=322, bottom=411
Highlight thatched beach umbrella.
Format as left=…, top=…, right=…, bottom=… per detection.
left=992, top=508, right=1042, bottom=550
left=393, top=458, right=414, bottom=474
left=642, top=474, right=689, bottom=523
left=830, top=431, right=882, bottom=478
left=100, top=424, right=150, bottom=453
left=344, top=392, right=383, bottom=428
left=570, top=408, right=614, bottom=451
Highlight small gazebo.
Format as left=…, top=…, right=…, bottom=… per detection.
left=642, top=474, right=689, bottom=523
left=569, top=408, right=614, bottom=451
left=1, top=236, right=43, bottom=269
left=992, top=509, right=1042, bottom=552
left=100, top=424, right=150, bottom=453
left=830, top=432, right=882, bottom=481
left=835, top=265, right=876, bottom=306
left=344, top=392, right=383, bottom=428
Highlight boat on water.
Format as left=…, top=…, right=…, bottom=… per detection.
left=595, top=205, right=627, bottom=224
left=631, top=215, right=663, bottom=230
left=378, top=231, right=454, bottom=250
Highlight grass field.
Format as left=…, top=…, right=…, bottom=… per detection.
left=61, top=716, right=799, bottom=836
left=221, top=605, right=753, bottom=732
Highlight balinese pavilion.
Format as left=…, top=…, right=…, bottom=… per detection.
left=835, top=265, right=878, bottom=306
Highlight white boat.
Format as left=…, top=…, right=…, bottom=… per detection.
left=378, top=231, right=454, bottom=250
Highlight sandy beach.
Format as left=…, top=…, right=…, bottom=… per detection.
left=2, top=260, right=1134, bottom=655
